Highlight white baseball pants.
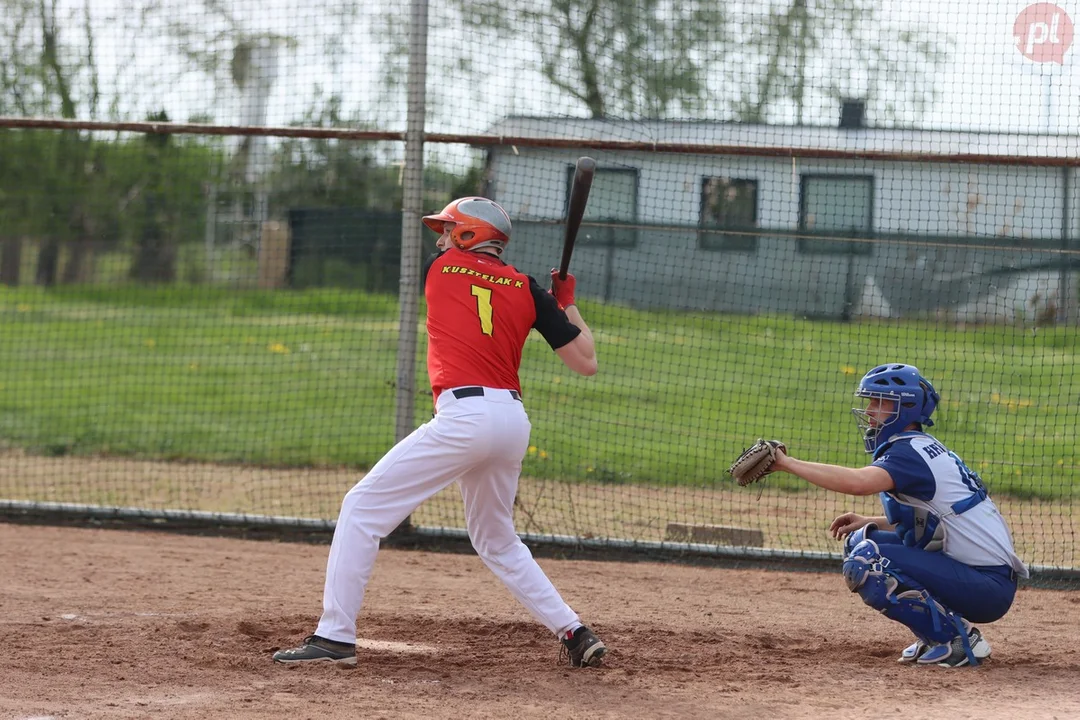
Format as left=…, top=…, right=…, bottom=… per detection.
left=314, top=386, right=581, bottom=644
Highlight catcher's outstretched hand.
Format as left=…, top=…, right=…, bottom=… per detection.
left=728, top=439, right=788, bottom=487
left=830, top=512, right=870, bottom=540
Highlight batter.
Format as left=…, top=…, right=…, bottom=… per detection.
left=273, top=197, right=608, bottom=669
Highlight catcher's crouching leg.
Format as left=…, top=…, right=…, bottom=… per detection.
left=842, top=540, right=980, bottom=666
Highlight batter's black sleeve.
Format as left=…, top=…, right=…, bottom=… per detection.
left=528, top=275, right=581, bottom=350
left=421, top=251, right=444, bottom=293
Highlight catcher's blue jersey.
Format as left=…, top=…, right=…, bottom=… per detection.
left=872, top=432, right=1028, bottom=578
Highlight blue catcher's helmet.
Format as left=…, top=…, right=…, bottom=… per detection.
left=852, top=363, right=940, bottom=454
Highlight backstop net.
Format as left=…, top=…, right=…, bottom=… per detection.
left=0, top=0, right=1076, bottom=580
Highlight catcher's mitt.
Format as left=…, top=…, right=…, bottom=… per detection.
left=728, top=439, right=787, bottom=487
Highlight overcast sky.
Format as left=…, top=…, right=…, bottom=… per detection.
left=50, top=0, right=1080, bottom=152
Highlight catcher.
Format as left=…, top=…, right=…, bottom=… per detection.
left=729, top=363, right=1028, bottom=667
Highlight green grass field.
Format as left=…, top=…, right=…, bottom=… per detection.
left=0, top=285, right=1077, bottom=500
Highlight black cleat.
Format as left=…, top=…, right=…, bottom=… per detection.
left=561, top=626, right=607, bottom=668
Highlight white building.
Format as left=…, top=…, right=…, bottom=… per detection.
left=483, top=116, right=1080, bottom=324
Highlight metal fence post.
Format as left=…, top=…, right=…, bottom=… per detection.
left=1062, top=167, right=1077, bottom=326
left=391, top=0, right=429, bottom=535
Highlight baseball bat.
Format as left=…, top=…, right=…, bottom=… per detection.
left=558, top=156, right=596, bottom=280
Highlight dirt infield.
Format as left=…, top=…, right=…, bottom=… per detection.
left=2, top=524, right=1078, bottom=720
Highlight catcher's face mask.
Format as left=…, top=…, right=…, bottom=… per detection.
left=852, top=395, right=900, bottom=454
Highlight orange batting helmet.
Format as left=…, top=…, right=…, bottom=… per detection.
left=422, top=197, right=512, bottom=254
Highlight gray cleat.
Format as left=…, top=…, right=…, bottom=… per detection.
left=918, top=626, right=991, bottom=667
left=273, top=635, right=357, bottom=666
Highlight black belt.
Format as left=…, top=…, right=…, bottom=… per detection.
left=451, top=386, right=521, bottom=402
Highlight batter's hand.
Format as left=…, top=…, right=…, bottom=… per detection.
left=550, top=269, right=576, bottom=309
left=830, top=512, right=870, bottom=540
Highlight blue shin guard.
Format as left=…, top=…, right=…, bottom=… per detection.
left=843, top=539, right=978, bottom=666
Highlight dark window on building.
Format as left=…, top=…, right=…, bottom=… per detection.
left=699, top=177, right=758, bottom=252
left=798, top=175, right=874, bottom=255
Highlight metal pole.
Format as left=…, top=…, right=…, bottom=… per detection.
left=1062, top=167, right=1075, bottom=326
left=204, top=183, right=217, bottom=283
left=388, top=0, right=429, bottom=538
left=394, top=0, right=429, bottom=442
left=1044, top=72, right=1054, bottom=133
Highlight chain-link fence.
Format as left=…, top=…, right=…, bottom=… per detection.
left=0, top=0, right=1077, bottom=580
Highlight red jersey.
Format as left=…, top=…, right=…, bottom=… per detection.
left=424, top=247, right=579, bottom=403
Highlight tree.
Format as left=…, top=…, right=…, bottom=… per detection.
left=0, top=0, right=40, bottom=116
left=730, top=0, right=951, bottom=125
left=128, top=111, right=177, bottom=282
left=416, top=0, right=949, bottom=125
left=0, top=0, right=101, bottom=117
left=3, top=1, right=403, bottom=286
left=447, top=0, right=726, bottom=119
left=265, top=96, right=480, bottom=215
left=0, top=0, right=108, bottom=284
left=266, top=98, right=404, bottom=214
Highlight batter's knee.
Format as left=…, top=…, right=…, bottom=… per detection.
left=337, top=483, right=411, bottom=540
left=470, top=530, right=527, bottom=566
